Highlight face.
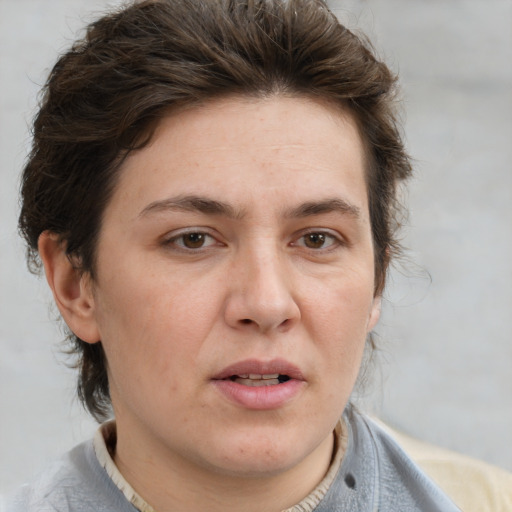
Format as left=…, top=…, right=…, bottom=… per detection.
left=86, top=96, right=380, bottom=478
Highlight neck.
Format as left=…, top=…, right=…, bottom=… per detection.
left=112, top=426, right=335, bottom=512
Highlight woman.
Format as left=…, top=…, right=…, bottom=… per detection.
left=7, top=0, right=501, bottom=510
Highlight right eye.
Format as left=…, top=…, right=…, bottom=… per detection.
left=165, top=232, right=217, bottom=250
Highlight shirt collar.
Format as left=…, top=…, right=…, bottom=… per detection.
left=93, top=419, right=348, bottom=512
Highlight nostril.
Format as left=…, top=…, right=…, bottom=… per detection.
left=241, top=319, right=252, bottom=325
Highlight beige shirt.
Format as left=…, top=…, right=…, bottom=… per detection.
left=380, top=422, right=512, bottom=512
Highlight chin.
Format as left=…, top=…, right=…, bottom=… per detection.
left=213, top=451, right=303, bottom=479
left=201, top=427, right=317, bottom=478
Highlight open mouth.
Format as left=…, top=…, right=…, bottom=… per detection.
left=212, top=361, right=304, bottom=408
left=228, top=374, right=291, bottom=387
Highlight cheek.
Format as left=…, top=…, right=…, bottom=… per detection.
left=303, top=277, right=374, bottom=376
left=94, top=269, right=222, bottom=394
left=304, top=275, right=375, bottom=337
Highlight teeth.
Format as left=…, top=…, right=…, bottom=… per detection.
left=235, top=378, right=280, bottom=387
left=228, top=373, right=288, bottom=386
left=247, top=373, right=279, bottom=380
left=233, top=373, right=280, bottom=380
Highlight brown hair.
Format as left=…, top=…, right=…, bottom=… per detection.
left=19, top=0, right=412, bottom=420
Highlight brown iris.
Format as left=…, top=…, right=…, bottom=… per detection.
left=304, top=233, right=326, bottom=249
left=182, top=233, right=206, bottom=248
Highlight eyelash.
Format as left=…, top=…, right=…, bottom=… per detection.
left=292, top=230, right=343, bottom=251
left=163, top=230, right=219, bottom=251
left=162, top=229, right=345, bottom=253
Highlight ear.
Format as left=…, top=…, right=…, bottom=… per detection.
left=367, top=295, right=381, bottom=333
left=38, top=231, right=100, bottom=344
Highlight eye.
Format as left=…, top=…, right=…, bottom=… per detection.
left=295, top=231, right=340, bottom=250
left=167, top=231, right=217, bottom=250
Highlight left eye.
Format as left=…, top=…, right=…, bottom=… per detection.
left=171, top=232, right=217, bottom=249
left=296, top=232, right=338, bottom=249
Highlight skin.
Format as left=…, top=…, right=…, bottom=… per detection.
left=40, top=96, right=381, bottom=512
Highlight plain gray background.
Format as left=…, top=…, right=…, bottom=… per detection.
left=1, top=0, right=511, bottom=496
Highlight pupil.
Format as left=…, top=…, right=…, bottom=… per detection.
left=305, top=233, right=325, bottom=248
left=184, top=233, right=205, bottom=248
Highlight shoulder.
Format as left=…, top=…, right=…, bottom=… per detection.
left=4, top=441, right=135, bottom=512
left=315, top=407, right=461, bottom=511
left=381, top=423, right=512, bottom=512
left=355, top=410, right=463, bottom=511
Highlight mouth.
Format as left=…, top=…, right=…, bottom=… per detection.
left=211, top=359, right=305, bottom=410
left=227, top=374, right=292, bottom=387
left=212, top=359, right=303, bottom=384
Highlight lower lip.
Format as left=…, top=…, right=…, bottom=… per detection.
left=212, top=379, right=305, bottom=410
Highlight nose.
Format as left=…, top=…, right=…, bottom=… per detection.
left=223, top=248, right=301, bottom=334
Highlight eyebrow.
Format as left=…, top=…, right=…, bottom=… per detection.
left=139, top=195, right=245, bottom=219
left=283, top=198, right=361, bottom=219
left=139, top=195, right=360, bottom=220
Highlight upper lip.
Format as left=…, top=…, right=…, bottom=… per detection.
left=212, top=358, right=305, bottom=381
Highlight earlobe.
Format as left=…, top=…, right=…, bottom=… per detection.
left=38, top=231, right=100, bottom=344
left=367, top=295, right=382, bottom=333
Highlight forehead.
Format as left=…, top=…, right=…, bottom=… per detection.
left=106, top=95, right=369, bottom=221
